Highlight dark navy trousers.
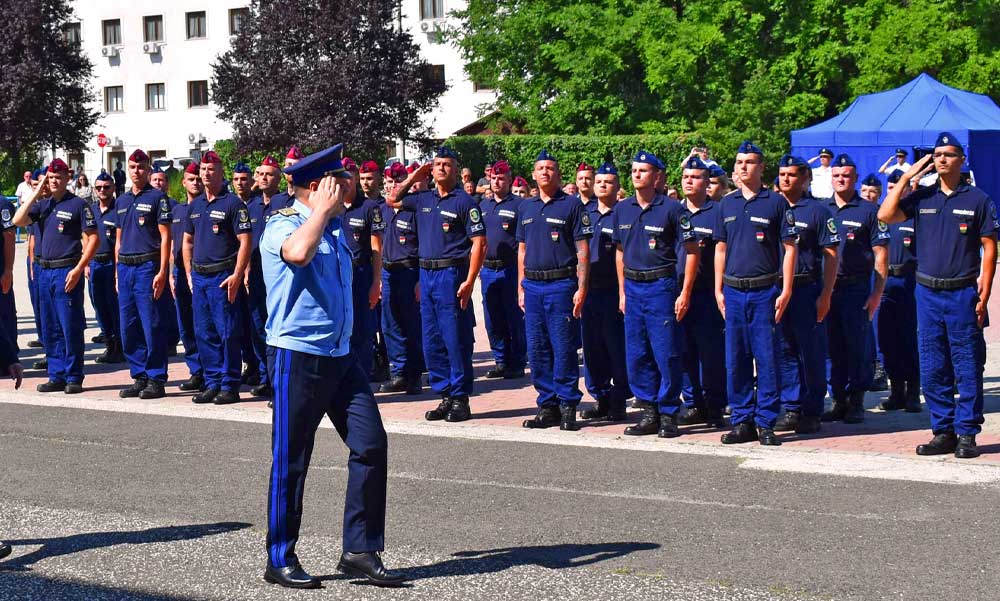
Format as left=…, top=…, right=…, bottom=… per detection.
left=173, top=265, right=201, bottom=377
left=243, top=256, right=269, bottom=385
left=523, top=277, right=582, bottom=407
left=192, top=270, right=242, bottom=392
left=419, top=266, right=475, bottom=398
left=827, top=279, right=874, bottom=399
left=624, top=277, right=683, bottom=415
left=351, top=264, right=376, bottom=379
left=915, top=284, right=986, bottom=436
left=267, top=346, right=387, bottom=568
left=27, top=257, right=43, bottom=343
left=581, top=286, right=630, bottom=407
left=380, top=267, right=423, bottom=379
left=117, top=261, right=171, bottom=382
left=778, top=281, right=828, bottom=417
left=37, top=265, right=85, bottom=384
left=88, top=259, right=119, bottom=343
left=724, top=284, right=781, bottom=429
left=680, top=287, right=726, bottom=414
left=878, top=274, right=919, bottom=382
left=0, top=288, right=16, bottom=354
left=480, top=265, right=527, bottom=370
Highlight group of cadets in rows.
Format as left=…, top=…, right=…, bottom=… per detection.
left=12, top=130, right=994, bottom=458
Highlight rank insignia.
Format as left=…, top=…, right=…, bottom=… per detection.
left=959, top=223, right=968, bottom=234
left=755, top=231, right=765, bottom=242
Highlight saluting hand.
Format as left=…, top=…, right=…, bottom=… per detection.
left=906, top=153, right=934, bottom=181
left=310, top=175, right=346, bottom=218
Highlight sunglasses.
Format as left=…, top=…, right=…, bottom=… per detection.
left=94, top=185, right=112, bottom=190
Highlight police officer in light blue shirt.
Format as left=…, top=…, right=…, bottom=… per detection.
left=260, top=144, right=403, bottom=589
left=879, top=132, right=997, bottom=459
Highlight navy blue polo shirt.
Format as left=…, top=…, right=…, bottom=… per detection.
left=184, top=191, right=252, bottom=265
left=247, top=195, right=285, bottom=252
left=28, top=192, right=96, bottom=260
left=270, top=191, right=295, bottom=210
left=714, top=188, right=797, bottom=278
left=677, top=199, right=718, bottom=289
left=888, top=219, right=917, bottom=267
left=169, top=199, right=190, bottom=263
left=786, top=197, right=839, bottom=276
left=480, top=193, right=522, bottom=264
left=516, top=189, right=592, bottom=271
left=379, top=203, right=420, bottom=263
left=0, top=200, right=14, bottom=268
left=342, top=198, right=385, bottom=264
left=612, top=193, right=693, bottom=272
left=29, top=222, right=41, bottom=259
left=115, top=184, right=172, bottom=255
left=824, top=195, right=889, bottom=278
left=587, top=202, right=617, bottom=282
left=900, top=183, right=997, bottom=279
left=401, top=187, right=485, bottom=260
left=93, top=202, right=117, bottom=256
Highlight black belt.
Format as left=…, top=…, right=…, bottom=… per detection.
left=419, top=257, right=468, bottom=270
left=723, top=273, right=779, bottom=290
left=524, top=266, right=575, bottom=281
left=916, top=272, right=976, bottom=291
left=483, top=258, right=514, bottom=270
left=93, top=253, right=113, bottom=264
left=383, top=258, right=418, bottom=271
left=889, top=263, right=916, bottom=278
left=590, top=274, right=618, bottom=290
left=193, top=256, right=236, bottom=274
left=118, top=250, right=159, bottom=265
left=37, top=255, right=81, bottom=269
left=835, top=273, right=869, bottom=287
left=624, top=266, right=675, bottom=282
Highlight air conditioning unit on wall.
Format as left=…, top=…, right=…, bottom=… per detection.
left=101, top=46, right=119, bottom=57
left=142, top=42, right=161, bottom=54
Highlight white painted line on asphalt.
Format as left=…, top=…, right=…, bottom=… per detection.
left=2, top=391, right=999, bottom=486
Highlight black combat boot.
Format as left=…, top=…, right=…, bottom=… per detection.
left=445, top=396, right=471, bottom=422
left=721, top=421, right=758, bottom=444
left=821, top=397, right=849, bottom=422
left=624, top=402, right=659, bottom=436
left=580, top=397, right=609, bottom=420
left=425, top=397, right=452, bottom=421
left=560, top=405, right=580, bottom=431
left=916, top=431, right=958, bottom=456
left=657, top=413, right=679, bottom=438
left=843, top=390, right=865, bottom=424
left=774, top=410, right=801, bottom=432
left=904, top=380, right=922, bottom=413
left=880, top=380, right=907, bottom=411
left=522, top=405, right=560, bottom=429
left=119, top=377, right=148, bottom=398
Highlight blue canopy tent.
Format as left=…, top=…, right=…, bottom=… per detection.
left=791, top=73, right=1000, bottom=204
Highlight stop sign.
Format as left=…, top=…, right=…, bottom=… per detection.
left=97, top=133, right=109, bottom=148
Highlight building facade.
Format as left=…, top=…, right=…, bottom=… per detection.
left=58, top=0, right=493, bottom=179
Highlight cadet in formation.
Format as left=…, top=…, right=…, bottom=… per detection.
left=25, top=169, right=45, bottom=364
left=0, top=191, right=16, bottom=353
left=517, top=150, right=591, bottom=431
left=261, top=144, right=403, bottom=589
left=879, top=132, right=996, bottom=458
left=387, top=148, right=485, bottom=423
left=170, top=161, right=205, bottom=392
left=88, top=171, right=124, bottom=365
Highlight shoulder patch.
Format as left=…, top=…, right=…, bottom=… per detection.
left=373, top=209, right=383, bottom=223
left=785, top=210, right=795, bottom=226
left=239, top=208, right=250, bottom=222
left=826, top=218, right=837, bottom=234
left=469, top=207, right=481, bottom=223
left=679, top=214, right=691, bottom=230
left=877, top=219, right=888, bottom=232
left=277, top=207, right=299, bottom=216
left=581, top=211, right=591, bottom=227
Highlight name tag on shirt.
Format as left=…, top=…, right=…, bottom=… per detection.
left=209, top=210, right=226, bottom=219
left=750, top=216, right=770, bottom=225
left=724, top=216, right=736, bottom=223
left=919, top=208, right=937, bottom=214
left=644, top=225, right=664, bottom=233
left=440, top=210, right=458, bottom=218
left=694, top=227, right=713, bottom=235
left=56, top=210, right=73, bottom=219
left=349, top=218, right=365, bottom=226
left=953, top=209, right=975, bottom=216
left=545, top=217, right=566, bottom=225
left=842, top=220, right=862, bottom=227
left=899, top=226, right=915, bottom=232
left=498, top=210, right=517, bottom=218
left=136, top=203, right=152, bottom=212
left=601, top=227, right=613, bottom=234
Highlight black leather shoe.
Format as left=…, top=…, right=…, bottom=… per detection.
left=179, top=374, right=205, bottom=392
left=139, top=380, right=165, bottom=399
left=27, top=339, right=43, bottom=348
left=880, top=380, right=907, bottom=411
left=263, top=563, right=321, bottom=589
left=484, top=364, right=507, bottom=379
left=795, top=415, right=822, bottom=434
left=267, top=400, right=274, bottom=409
left=213, top=390, right=240, bottom=405
left=758, top=428, right=782, bottom=446
left=916, top=431, right=958, bottom=456
left=405, top=378, right=422, bottom=395
left=32, top=358, right=47, bottom=370
left=251, top=384, right=272, bottom=398
left=37, top=380, right=65, bottom=393
left=821, top=399, right=848, bottom=422
left=560, top=405, right=580, bottom=431
left=904, top=380, right=922, bottom=413
left=955, top=435, right=980, bottom=459
left=843, top=391, right=865, bottom=424
left=379, top=376, right=409, bottom=393
left=445, top=396, right=471, bottom=422
left=580, top=398, right=609, bottom=420
left=241, top=368, right=260, bottom=386
left=523, top=405, right=560, bottom=429
left=773, top=410, right=800, bottom=432
left=337, top=551, right=406, bottom=587
left=503, top=366, right=526, bottom=379
left=0, top=541, right=10, bottom=560
left=721, top=421, right=758, bottom=444
left=92, top=333, right=106, bottom=344
left=192, top=387, right=220, bottom=404
left=677, top=406, right=706, bottom=426
left=870, top=361, right=888, bottom=391
left=119, top=378, right=148, bottom=398
left=658, top=414, right=680, bottom=438
left=624, top=403, right=659, bottom=436
left=64, top=382, right=83, bottom=395
left=425, top=397, right=452, bottom=421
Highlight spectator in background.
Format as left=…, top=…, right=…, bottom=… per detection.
left=808, top=148, right=834, bottom=198
left=463, top=180, right=477, bottom=197
left=113, top=161, right=126, bottom=197
left=680, top=146, right=718, bottom=170
left=666, top=187, right=679, bottom=199
left=878, top=149, right=911, bottom=176
left=562, top=182, right=578, bottom=196
left=461, top=167, right=474, bottom=187
left=74, top=173, right=93, bottom=203
left=476, top=165, right=493, bottom=196
left=15, top=172, right=32, bottom=206
left=860, top=174, right=882, bottom=204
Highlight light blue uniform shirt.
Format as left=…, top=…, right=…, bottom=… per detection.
left=261, top=199, right=354, bottom=357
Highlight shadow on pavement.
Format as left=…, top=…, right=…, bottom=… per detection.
left=0, top=521, right=250, bottom=571
left=0, top=572, right=195, bottom=601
